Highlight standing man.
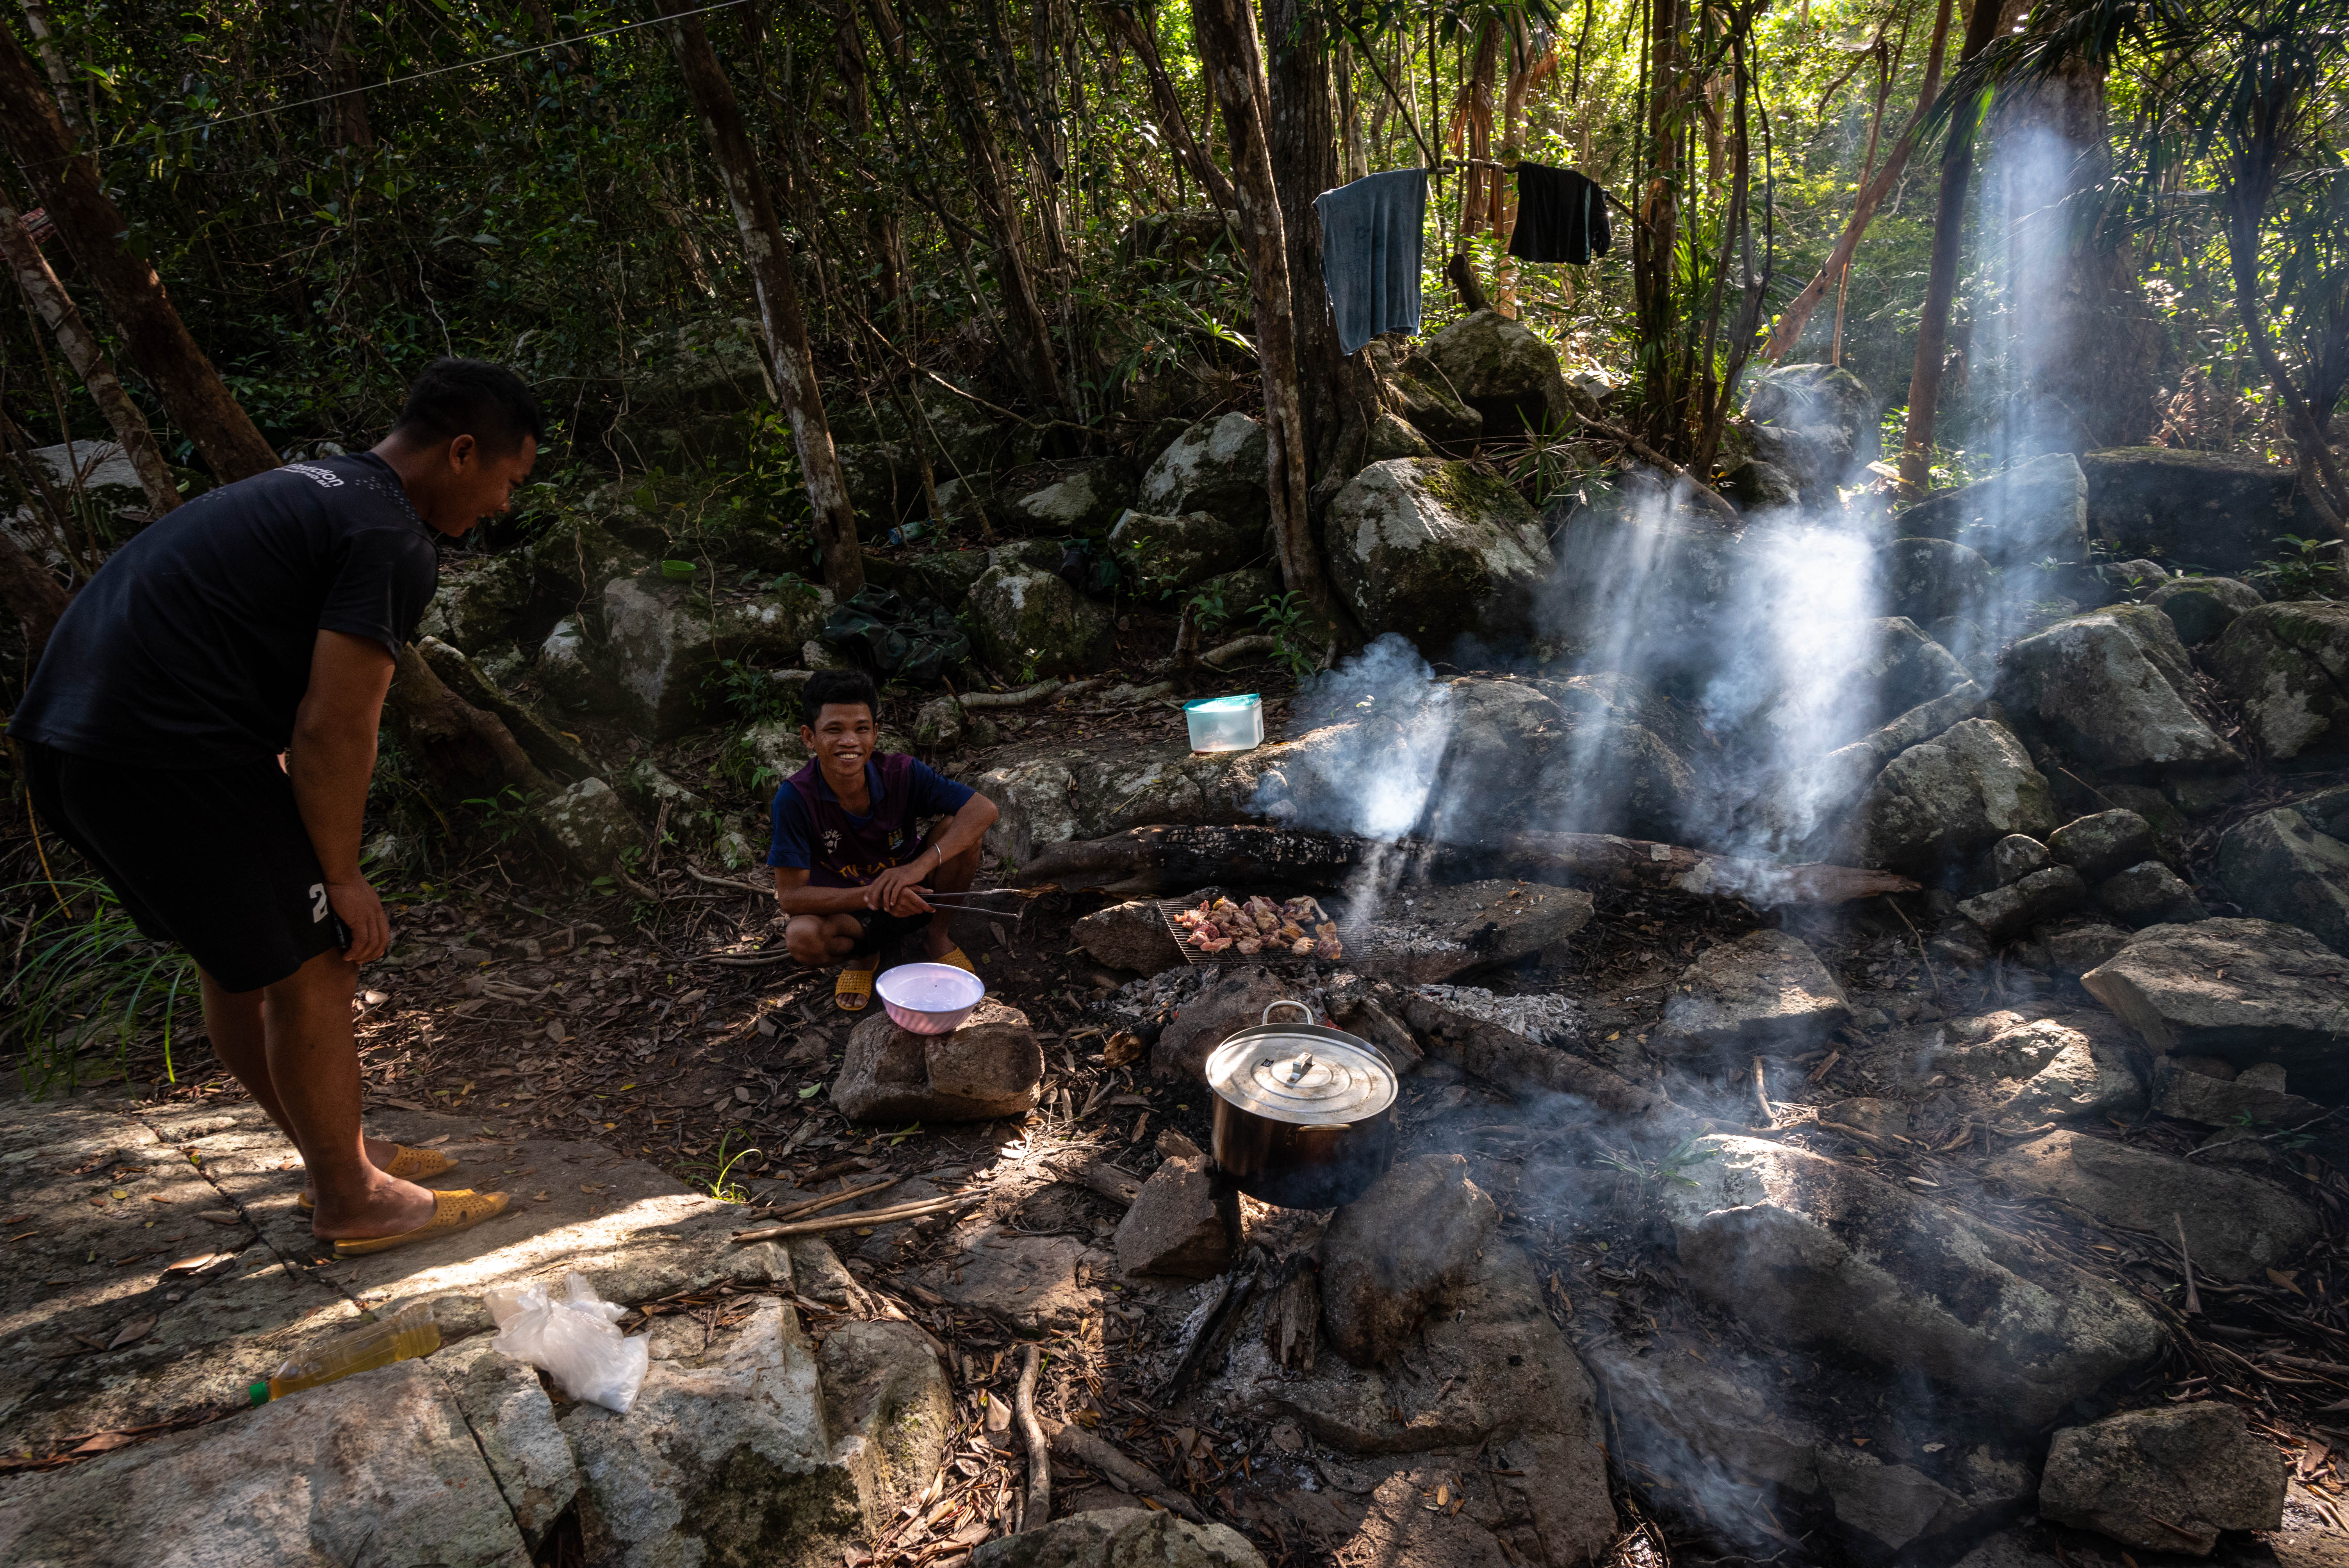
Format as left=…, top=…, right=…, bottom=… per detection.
left=11, top=359, right=537, bottom=1256
left=771, top=668, right=999, bottom=1009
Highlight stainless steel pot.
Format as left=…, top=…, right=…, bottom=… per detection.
left=1207, top=1001, right=1399, bottom=1209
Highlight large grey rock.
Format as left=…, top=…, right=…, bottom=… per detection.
left=1898, top=451, right=2090, bottom=568
left=1152, top=968, right=1303, bottom=1083
left=1355, top=879, right=1596, bottom=984
left=1072, top=898, right=1185, bottom=973
left=1743, top=363, right=1877, bottom=502
left=966, top=564, right=1116, bottom=677
left=819, top=1319, right=959, bottom=1532
left=431, top=1337, right=581, bottom=1551
left=2039, top=1402, right=2286, bottom=1555
left=1881, top=536, right=1993, bottom=627
left=1540, top=479, right=1743, bottom=675
left=1004, top=457, right=1137, bottom=536
left=1319, top=1156, right=1499, bottom=1368
left=1848, top=719, right=2058, bottom=871
left=2083, top=445, right=2302, bottom=575
left=534, top=615, right=622, bottom=713
left=1109, top=508, right=1262, bottom=594
left=1135, top=413, right=1269, bottom=528
left=1996, top=604, right=2241, bottom=774
left=563, top=1296, right=946, bottom=1568
left=2159, top=1063, right=2327, bottom=1130
left=597, top=574, right=829, bottom=738
left=534, top=776, right=645, bottom=882
left=900, top=547, right=995, bottom=608
left=1223, top=1241, right=1618, bottom=1566
left=2080, top=918, right=2349, bottom=1094
left=1958, top=865, right=2089, bottom=940
left=422, top=551, right=544, bottom=659
left=1583, top=1336, right=2028, bottom=1556
left=1987, top=834, right=2053, bottom=885
left=2094, top=860, right=2208, bottom=927
left=1326, top=458, right=1555, bottom=652
left=973, top=1509, right=1265, bottom=1568
left=2210, top=600, right=2349, bottom=766
left=835, top=1000, right=1046, bottom=1123
left=1980, top=1131, right=2320, bottom=1281
left=2040, top=917, right=2134, bottom=979
left=2146, top=575, right=2264, bottom=645
left=2048, top=809, right=2160, bottom=882
left=1415, top=309, right=1583, bottom=438
left=2000, top=1025, right=2148, bottom=1121
left=0, top=1361, right=531, bottom=1567
left=1656, top=1136, right=2166, bottom=1427
left=1114, top=1154, right=1233, bottom=1280
left=1653, top=929, right=1851, bottom=1058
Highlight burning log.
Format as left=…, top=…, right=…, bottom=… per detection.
left=1016, top=823, right=1918, bottom=905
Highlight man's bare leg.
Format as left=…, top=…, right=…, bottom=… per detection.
left=785, top=912, right=866, bottom=966
left=250, top=950, right=436, bottom=1239
left=922, top=846, right=982, bottom=959
left=201, top=971, right=405, bottom=1196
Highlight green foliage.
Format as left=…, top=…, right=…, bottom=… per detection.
left=1183, top=585, right=1232, bottom=640
left=679, top=1129, right=763, bottom=1203
left=2247, top=533, right=2342, bottom=597
left=1252, top=591, right=1321, bottom=681
left=1597, top=1135, right=1720, bottom=1191
left=703, top=657, right=792, bottom=725
left=6, top=879, right=196, bottom=1098
left=463, top=786, right=541, bottom=846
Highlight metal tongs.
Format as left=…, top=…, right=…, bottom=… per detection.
left=916, top=885, right=1055, bottom=923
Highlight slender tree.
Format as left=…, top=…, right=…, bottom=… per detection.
left=657, top=0, right=866, bottom=596
left=0, top=24, right=277, bottom=482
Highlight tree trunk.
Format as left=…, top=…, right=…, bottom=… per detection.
left=1633, top=0, right=1688, bottom=446
left=0, top=202, right=179, bottom=517
left=0, top=28, right=278, bottom=484
left=1896, top=0, right=2005, bottom=494
left=17, top=0, right=85, bottom=137
left=913, top=0, right=1067, bottom=417
left=1335, top=41, right=1367, bottom=182
left=658, top=0, right=866, bottom=598
left=1449, top=17, right=1501, bottom=309
left=1491, top=22, right=1550, bottom=318
left=317, top=6, right=374, bottom=149
left=1192, top=0, right=1341, bottom=643
left=384, top=644, right=556, bottom=806
left=1094, top=2, right=1237, bottom=209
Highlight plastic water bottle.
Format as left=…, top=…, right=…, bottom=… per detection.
left=248, top=1303, right=440, bottom=1404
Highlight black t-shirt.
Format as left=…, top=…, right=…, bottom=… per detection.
left=10, top=451, right=439, bottom=769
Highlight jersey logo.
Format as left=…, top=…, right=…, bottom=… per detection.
left=822, top=829, right=841, bottom=855
left=308, top=883, right=330, bottom=922
left=285, top=463, right=344, bottom=488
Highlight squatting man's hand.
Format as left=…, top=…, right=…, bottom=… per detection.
left=864, top=852, right=941, bottom=918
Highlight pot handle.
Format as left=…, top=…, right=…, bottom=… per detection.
left=1261, top=999, right=1314, bottom=1026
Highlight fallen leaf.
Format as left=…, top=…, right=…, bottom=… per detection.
left=71, top=1431, right=139, bottom=1454
left=2267, top=1268, right=2306, bottom=1297
left=415, top=1134, right=452, bottom=1147
left=107, top=1314, right=157, bottom=1350
left=196, top=1210, right=241, bottom=1225
left=165, top=1253, right=233, bottom=1275
left=534, top=1190, right=553, bottom=1202
left=107, top=1189, right=128, bottom=1200
left=383, top=1099, right=428, bottom=1112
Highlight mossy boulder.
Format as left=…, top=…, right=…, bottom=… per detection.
left=2210, top=600, right=2349, bottom=766
left=1002, top=457, right=1138, bottom=536
left=1415, top=309, right=1584, bottom=441
left=1108, top=509, right=1262, bottom=594
left=1135, top=413, right=1268, bottom=527
left=1996, top=603, right=2241, bottom=774
left=1881, top=536, right=1993, bottom=627
left=898, top=548, right=994, bottom=608
left=1898, top=451, right=2089, bottom=568
left=2083, top=447, right=2301, bottom=575
left=965, top=565, right=1116, bottom=676
left=2145, top=574, right=2263, bottom=645
left=418, top=552, right=543, bottom=661
left=1326, top=458, right=1554, bottom=652
left=597, top=575, right=830, bottom=738
left=1741, top=363, right=1877, bottom=504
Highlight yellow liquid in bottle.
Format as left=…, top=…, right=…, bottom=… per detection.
left=253, top=1304, right=441, bottom=1404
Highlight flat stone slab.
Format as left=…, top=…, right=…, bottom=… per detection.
left=0, top=1360, right=530, bottom=1567
left=921, top=1219, right=1111, bottom=1330
left=1655, top=929, right=1851, bottom=1058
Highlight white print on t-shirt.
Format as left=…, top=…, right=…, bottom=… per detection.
left=309, top=883, right=330, bottom=921
left=284, top=464, right=345, bottom=488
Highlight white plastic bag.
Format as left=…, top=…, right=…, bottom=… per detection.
left=485, top=1272, right=651, bottom=1414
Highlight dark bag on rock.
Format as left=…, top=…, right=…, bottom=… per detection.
left=820, top=588, right=971, bottom=686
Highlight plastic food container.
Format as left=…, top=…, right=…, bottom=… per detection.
left=876, top=963, right=986, bottom=1035
left=1185, top=693, right=1264, bottom=753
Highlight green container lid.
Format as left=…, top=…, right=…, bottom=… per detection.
left=248, top=1380, right=272, bottom=1406
left=659, top=558, right=697, bottom=581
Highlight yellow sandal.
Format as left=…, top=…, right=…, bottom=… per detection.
left=330, top=1190, right=512, bottom=1257
left=297, top=1144, right=460, bottom=1212
left=835, top=956, right=880, bottom=1012
left=932, top=946, right=977, bottom=974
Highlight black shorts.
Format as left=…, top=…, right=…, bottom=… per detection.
left=22, top=741, right=346, bottom=993
left=849, top=907, right=932, bottom=957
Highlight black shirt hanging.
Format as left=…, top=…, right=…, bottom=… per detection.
left=1509, top=164, right=1613, bottom=266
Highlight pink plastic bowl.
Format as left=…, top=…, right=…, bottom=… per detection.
left=876, top=963, right=986, bottom=1035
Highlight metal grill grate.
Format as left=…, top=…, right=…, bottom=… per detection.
left=1155, top=897, right=1371, bottom=968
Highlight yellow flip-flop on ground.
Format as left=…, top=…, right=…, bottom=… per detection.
left=297, top=1144, right=460, bottom=1212
left=932, top=946, right=977, bottom=973
left=330, top=1190, right=512, bottom=1258
left=836, top=955, right=880, bottom=1011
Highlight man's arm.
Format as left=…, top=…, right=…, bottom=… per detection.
left=771, top=864, right=879, bottom=915
left=866, top=791, right=1001, bottom=915
left=287, top=629, right=397, bottom=964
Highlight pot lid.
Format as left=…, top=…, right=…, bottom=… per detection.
left=1207, top=1025, right=1397, bottom=1126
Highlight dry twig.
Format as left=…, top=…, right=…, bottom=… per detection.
left=1016, top=1343, right=1050, bottom=1532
